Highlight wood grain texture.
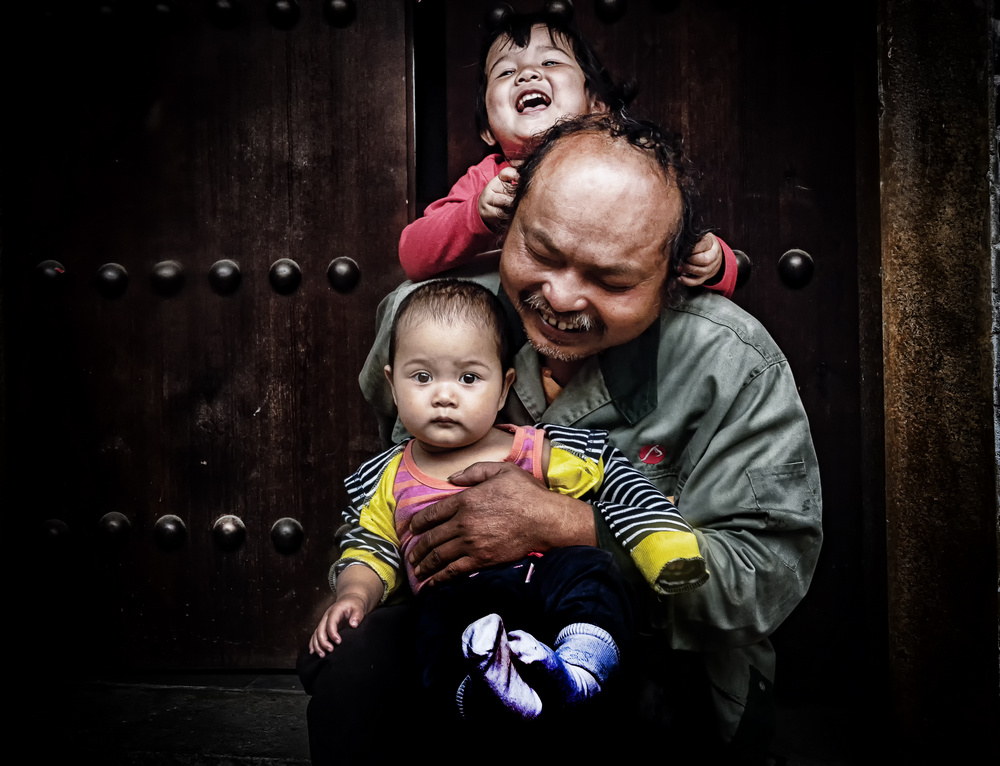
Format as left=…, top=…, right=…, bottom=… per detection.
left=5, top=1, right=409, bottom=667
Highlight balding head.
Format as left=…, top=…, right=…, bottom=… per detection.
left=503, top=112, right=703, bottom=288
left=498, top=112, right=703, bottom=375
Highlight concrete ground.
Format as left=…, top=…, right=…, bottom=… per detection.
left=26, top=673, right=868, bottom=765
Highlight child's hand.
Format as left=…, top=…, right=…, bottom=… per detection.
left=309, top=596, right=367, bottom=658
left=478, top=167, right=519, bottom=232
left=679, top=232, right=723, bottom=287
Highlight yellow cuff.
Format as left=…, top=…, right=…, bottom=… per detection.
left=632, top=531, right=709, bottom=595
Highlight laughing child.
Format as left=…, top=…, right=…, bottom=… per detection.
left=399, top=8, right=737, bottom=297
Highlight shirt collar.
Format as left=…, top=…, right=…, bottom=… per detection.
left=498, top=290, right=660, bottom=426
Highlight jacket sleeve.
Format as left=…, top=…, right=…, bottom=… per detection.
left=653, top=359, right=823, bottom=653
left=398, top=158, right=504, bottom=281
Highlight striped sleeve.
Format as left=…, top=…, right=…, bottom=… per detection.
left=594, top=445, right=709, bottom=595
left=329, top=446, right=406, bottom=601
left=540, top=423, right=708, bottom=594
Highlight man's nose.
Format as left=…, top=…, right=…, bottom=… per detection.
left=542, top=276, right=589, bottom=314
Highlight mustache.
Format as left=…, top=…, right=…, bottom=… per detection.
left=521, top=292, right=599, bottom=333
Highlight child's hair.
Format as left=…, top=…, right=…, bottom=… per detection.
left=389, top=280, right=514, bottom=371
left=475, top=8, right=636, bottom=141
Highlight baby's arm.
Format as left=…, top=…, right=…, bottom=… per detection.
left=309, top=564, right=384, bottom=657
left=592, top=445, right=708, bottom=594
left=399, top=157, right=512, bottom=281
left=679, top=232, right=738, bottom=299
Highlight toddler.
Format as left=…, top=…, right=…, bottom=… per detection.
left=400, top=8, right=737, bottom=296
left=309, top=279, right=708, bottom=721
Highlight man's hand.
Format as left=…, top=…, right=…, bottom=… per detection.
left=679, top=232, right=723, bottom=286
left=407, top=462, right=596, bottom=586
left=477, top=167, right=519, bottom=232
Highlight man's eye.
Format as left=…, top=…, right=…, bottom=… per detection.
left=460, top=373, right=480, bottom=385
left=599, top=281, right=634, bottom=294
left=529, top=250, right=558, bottom=267
left=413, top=372, right=431, bottom=383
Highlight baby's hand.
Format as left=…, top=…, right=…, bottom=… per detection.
left=478, top=167, right=519, bottom=231
left=308, top=597, right=367, bottom=658
left=679, top=232, right=723, bottom=287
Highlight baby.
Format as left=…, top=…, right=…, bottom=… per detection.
left=309, top=279, right=708, bottom=721
left=399, top=8, right=737, bottom=296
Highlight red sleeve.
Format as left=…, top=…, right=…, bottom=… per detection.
left=703, top=236, right=738, bottom=299
left=399, top=155, right=507, bottom=281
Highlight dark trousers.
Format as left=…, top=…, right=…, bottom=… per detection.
left=416, top=546, right=634, bottom=712
left=297, top=548, right=774, bottom=764
left=298, top=546, right=634, bottom=764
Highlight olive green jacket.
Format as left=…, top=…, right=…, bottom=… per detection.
left=358, top=270, right=822, bottom=744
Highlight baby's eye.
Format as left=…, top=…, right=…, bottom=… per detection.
left=412, top=372, right=431, bottom=384
left=542, top=60, right=559, bottom=66
left=497, top=68, right=515, bottom=78
left=459, top=373, right=480, bottom=385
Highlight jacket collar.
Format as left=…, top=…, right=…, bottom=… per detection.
left=498, top=290, right=660, bottom=426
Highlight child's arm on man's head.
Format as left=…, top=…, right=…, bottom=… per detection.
left=309, top=564, right=384, bottom=657
left=478, top=166, right=519, bottom=232
left=400, top=155, right=511, bottom=281
left=678, top=232, right=738, bottom=299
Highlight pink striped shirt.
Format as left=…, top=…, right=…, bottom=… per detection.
left=394, top=424, right=545, bottom=594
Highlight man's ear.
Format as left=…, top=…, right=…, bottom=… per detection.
left=480, top=127, right=498, bottom=147
left=384, top=365, right=398, bottom=405
left=497, top=367, right=516, bottom=410
left=589, top=96, right=609, bottom=114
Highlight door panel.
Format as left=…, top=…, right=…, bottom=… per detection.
left=4, top=2, right=409, bottom=667
left=4, top=0, right=866, bottom=693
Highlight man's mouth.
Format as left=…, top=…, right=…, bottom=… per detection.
left=523, top=293, right=594, bottom=333
left=517, top=90, right=551, bottom=113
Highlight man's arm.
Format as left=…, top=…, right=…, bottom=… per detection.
left=647, top=359, right=822, bottom=652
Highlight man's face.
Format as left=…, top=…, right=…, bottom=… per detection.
left=499, top=134, right=679, bottom=366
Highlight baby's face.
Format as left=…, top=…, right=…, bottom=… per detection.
left=386, top=317, right=513, bottom=452
left=482, top=24, right=602, bottom=162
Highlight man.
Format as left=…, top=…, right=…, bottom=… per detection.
left=301, top=113, right=822, bottom=764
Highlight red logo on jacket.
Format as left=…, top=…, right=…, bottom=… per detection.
left=639, top=445, right=665, bottom=465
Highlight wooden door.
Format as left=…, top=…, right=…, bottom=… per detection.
left=427, top=0, right=868, bottom=702
left=3, top=1, right=409, bottom=668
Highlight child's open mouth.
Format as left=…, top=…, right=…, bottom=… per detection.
left=517, top=90, right=551, bottom=113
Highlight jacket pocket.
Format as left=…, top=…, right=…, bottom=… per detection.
left=744, top=461, right=821, bottom=569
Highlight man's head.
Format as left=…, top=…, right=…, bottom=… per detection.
left=475, top=12, right=632, bottom=161
left=498, top=112, right=702, bottom=368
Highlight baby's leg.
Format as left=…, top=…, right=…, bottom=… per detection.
left=460, top=613, right=542, bottom=719
left=511, top=622, right=618, bottom=703
left=461, top=613, right=619, bottom=717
